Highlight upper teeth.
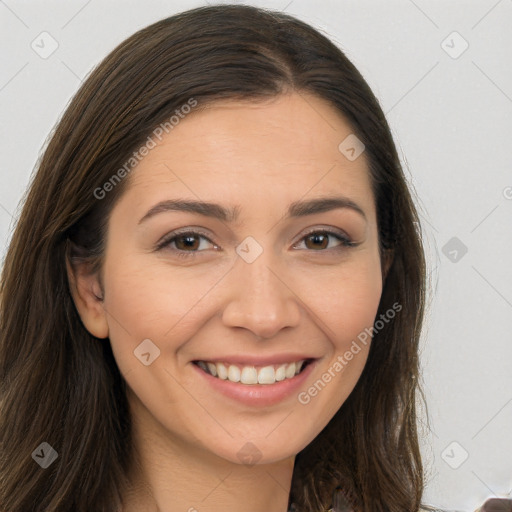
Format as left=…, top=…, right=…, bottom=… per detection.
left=196, top=360, right=306, bottom=385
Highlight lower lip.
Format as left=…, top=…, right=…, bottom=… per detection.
left=192, top=360, right=317, bottom=407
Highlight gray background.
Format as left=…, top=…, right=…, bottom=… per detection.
left=1, top=1, right=511, bottom=510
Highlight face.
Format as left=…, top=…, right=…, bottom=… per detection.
left=74, top=92, right=383, bottom=466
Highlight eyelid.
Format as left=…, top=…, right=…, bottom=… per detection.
left=292, top=226, right=354, bottom=247
left=155, top=227, right=217, bottom=252
left=155, top=225, right=359, bottom=258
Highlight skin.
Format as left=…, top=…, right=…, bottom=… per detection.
left=68, top=92, right=386, bottom=512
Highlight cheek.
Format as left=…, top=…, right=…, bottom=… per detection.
left=299, top=257, right=382, bottom=391
left=100, top=254, right=227, bottom=368
left=307, top=256, right=383, bottom=344
left=293, top=268, right=382, bottom=424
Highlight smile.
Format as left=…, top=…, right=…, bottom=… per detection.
left=194, top=359, right=312, bottom=385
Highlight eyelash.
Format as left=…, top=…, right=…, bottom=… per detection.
left=156, top=228, right=358, bottom=259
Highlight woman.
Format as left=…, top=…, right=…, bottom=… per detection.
left=0, top=5, right=428, bottom=511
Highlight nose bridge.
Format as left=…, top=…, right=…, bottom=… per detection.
left=221, top=240, right=301, bottom=338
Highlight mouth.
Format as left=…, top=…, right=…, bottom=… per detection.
left=193, top=359, right=314, bottom=385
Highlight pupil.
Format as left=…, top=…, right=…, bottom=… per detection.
left=179, top=235, right=198, bottom=250
left=309, top=234, right=327, bottom=250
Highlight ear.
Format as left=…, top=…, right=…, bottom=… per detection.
left=66, top=257, right=109, bottom=339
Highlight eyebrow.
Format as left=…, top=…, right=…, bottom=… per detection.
left=138, top=196, right=367, bottom=225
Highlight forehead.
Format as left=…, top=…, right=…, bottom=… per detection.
left=123, top=92, right=375, bottom=220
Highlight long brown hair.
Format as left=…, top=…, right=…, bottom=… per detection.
left=0, top=5, right=426, bottom=511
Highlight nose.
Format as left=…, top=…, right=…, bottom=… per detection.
left=221, top=251, right=301, bottom=339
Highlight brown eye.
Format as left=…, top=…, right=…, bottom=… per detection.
left=304, top=233, right=329, bottom=250
left=296, top=230, right=354, bottom=252
left=174, top=234, right=201, bottom=251
left=156, top=231, right=217, bottom=257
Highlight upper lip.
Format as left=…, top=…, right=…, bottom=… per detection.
left=193, top=354, right=318, bottom=366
